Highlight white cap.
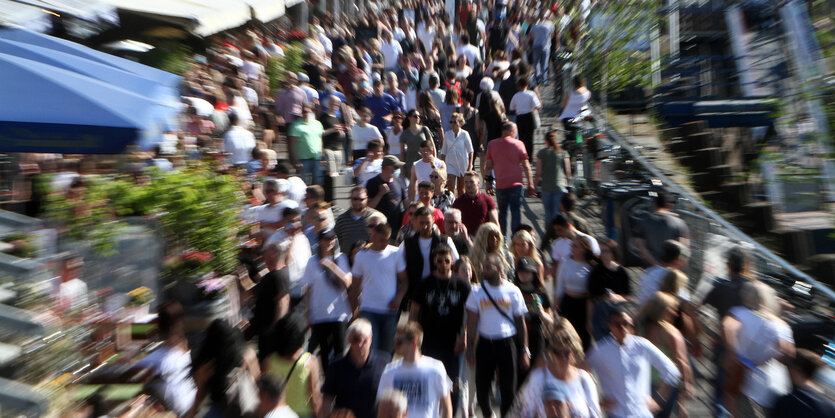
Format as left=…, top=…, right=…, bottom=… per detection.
left=275, top=179, right=290, bottom=194
left=480, top=77, right=495, bottom=92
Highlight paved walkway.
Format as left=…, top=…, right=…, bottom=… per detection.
left=289, top=76, right=719, bottom=417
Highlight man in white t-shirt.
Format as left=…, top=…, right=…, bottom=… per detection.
left=223, top=112, right=256, bottom=165
left=351, top=223, right=408, bottom=354
left=465, top=253, right=529, bottom=417
left=254, top=179, right=300, bottom=239
left=455, top=33, right=480, bottom=67
left=380, top=30, right=403, bottom=71
left=378, top=322, right=453, bottom=418
left=265, top=208, right=311, bottom=309
left=350, top=107, right=385, bottom=163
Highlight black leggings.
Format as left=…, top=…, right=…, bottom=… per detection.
left=516, top=112, right=535, bottom=163
left=560, top=294, right=590, bottom=350
left=309, top=321, right=346, bottom=372
left=475, top=336, right=518, bottom=417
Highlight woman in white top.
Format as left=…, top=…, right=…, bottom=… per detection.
left=514, top=318, right=601, bottom=418
left=440, top=112, right=474, bottom=196
left=559, top=75, right=592, bottom=133
left=409, top=139, right=446, bottom=202
left=555, top=235, right=597, bottom=350
left=454, top=55, right=472, bottom=79
left=722, top=281, right=795, bottom=417
left=509, top=76, right=542, bottom=163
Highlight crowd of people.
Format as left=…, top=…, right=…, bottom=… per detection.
left=76, top=0, right=835, bottom=417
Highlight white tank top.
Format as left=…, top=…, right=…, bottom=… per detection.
left=558, top=89, right=591, bottom=120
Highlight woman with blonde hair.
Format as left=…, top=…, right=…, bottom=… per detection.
left=509, top=230, right=545, bottom=284
left=639, top=292, right=694, bottom=418
left=722, top=281, right=794, bottom=417
left=470, top=222, right=512, bottom=278
left=429, top=165, right=455, bottom=212
left=440, top=112, right=474, bottom=196
left=514, top=318, right=600, bottom=418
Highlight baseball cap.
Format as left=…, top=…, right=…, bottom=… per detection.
left=480, top=77, right=494, bottom=92
left=318, top=229, right=337, bottom=240
left=297, top=72, right=310, bottom=83
left=382, top=155, right=405, bottom=168
left=517, top=257, right=538, bottom=273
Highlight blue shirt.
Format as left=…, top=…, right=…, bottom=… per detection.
left=363, top=93, right=401, bottom=133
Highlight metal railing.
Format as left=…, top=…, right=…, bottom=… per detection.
left=593, top=105, right=835, bottom=310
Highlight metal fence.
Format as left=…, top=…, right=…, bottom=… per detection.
left=597, top=108, right=835, bottom=314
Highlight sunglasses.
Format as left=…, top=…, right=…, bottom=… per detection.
left=436, top=258, right=452, bottom=264
left=351, top=197, right=367, bottom=201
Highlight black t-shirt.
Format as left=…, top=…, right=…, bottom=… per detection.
left=413, top=275, right=471, bottom=353
left=587, top=264, right=632, bottom=298
left=251, top=268, right=290, bottom=337
left=319, top=113, right=345, bottom=150
left=519, top=285, right=552, bottom=358
left=366, top=174, right=407, bottom=230
left=703, top=274, right=747, bottom=319
left=770, top=386, right=835, bottom=418
left=322, top=350, right=392, bottom=418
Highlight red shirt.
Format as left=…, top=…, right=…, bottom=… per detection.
left=452, top=192, right=497, bottom=236
left=485, top=136, right=528, bottom=189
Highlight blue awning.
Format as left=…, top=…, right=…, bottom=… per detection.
left=0, top=46, right=180, bottom=154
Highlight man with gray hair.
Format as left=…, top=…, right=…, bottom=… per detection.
left=442, top=208, right=471, bottom=256
left=321, top=318, right=392, bottom=418
left=377, top=389, right=408, bottom=418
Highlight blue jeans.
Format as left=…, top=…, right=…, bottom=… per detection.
left=541, top=189, right=564, bottom=229
left=531, top=46, right=550, bottom=84
left=496, top=185, right=523, bottom=236
left=359, top=310, right=398, bottom=354
left=300, top=158, right=322, bottom=186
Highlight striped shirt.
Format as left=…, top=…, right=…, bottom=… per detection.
left=334, top=208, right=381, bottom=252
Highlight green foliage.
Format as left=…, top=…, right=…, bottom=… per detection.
left=41, top=163, right=245, bottom=274
left=139, top=41, right=193, bottom=76
left=265, top=42, right=306, bottom=94
left=570, top=0, right=661, bottom=94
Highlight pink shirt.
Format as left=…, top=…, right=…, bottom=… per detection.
left=485, top=136, right=528, bottom=189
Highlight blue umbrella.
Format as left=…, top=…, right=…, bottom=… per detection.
left=0, top=52, right=178, bottom=154
left=0, top=26, right=181, bottom=90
